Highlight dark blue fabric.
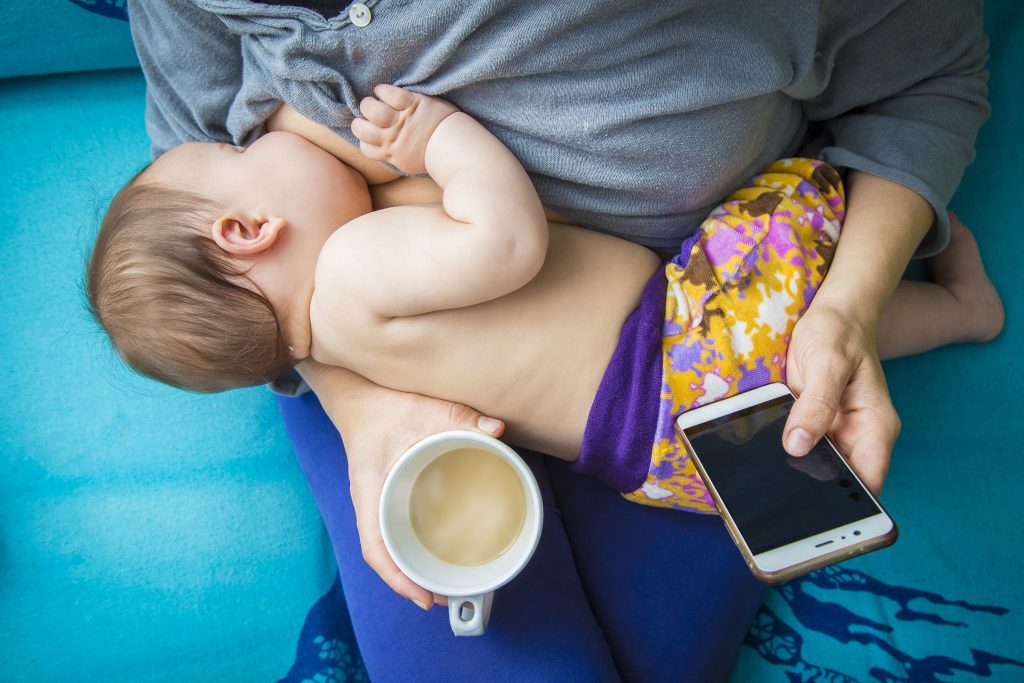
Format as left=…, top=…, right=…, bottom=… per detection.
left=279, top=575, right=369, bottom=683
left=277, top=392, right=765, bottom=682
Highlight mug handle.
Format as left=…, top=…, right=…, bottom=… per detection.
left=448, top=592, right=493, bottom=636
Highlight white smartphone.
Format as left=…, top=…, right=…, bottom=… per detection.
left=675, top=382, right=897, bottom=584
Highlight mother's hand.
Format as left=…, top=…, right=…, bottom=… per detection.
left=781, top=169, right=935, bottom=494
left=297, top=361, right=504, bottom=611
left=782, top=300, right=900, bottom=494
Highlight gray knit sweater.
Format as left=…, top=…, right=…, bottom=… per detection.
left=128, top=0, right=989, bottom=256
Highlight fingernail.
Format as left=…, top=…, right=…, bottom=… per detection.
left=477, top=416, right=501, bottom=434
left=786, top=428, right=813, bottom=456
left=414, top=599, right=430, bottom=611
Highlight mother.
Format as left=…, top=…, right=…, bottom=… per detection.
left=127, top=1, right=988, bottom=680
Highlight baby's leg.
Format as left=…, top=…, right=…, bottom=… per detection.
left=877, top=214, right=1004, bottom=359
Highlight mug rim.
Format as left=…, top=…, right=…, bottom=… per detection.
left=379, top=430, right=544, bottom=596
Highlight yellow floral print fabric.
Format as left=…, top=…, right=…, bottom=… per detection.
left=623, top=159, right=845, bottom=513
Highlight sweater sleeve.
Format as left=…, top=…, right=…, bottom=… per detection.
left=797, top=0, right=989, bottom=256
left=127, top=0, right=244, bottom=158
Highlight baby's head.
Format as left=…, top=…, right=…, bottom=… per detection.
left=87, top=131, right=372, bottom=392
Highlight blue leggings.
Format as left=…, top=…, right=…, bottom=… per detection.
left=278, top=392, right=765, bottom=682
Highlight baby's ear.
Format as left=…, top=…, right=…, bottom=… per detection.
left=211, top=213, right=287, bottom=255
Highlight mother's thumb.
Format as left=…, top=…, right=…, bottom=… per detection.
left=446, top=402, right=505, bottom=437
left=784, top=375, right=843, bottom=456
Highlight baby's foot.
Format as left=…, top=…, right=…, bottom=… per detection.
left=927, top=212, right=1004, bottom=342
left=351, top=85, right=459, bottom=174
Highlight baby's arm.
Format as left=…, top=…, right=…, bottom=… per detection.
left=316, top=85, right=547, bottom=319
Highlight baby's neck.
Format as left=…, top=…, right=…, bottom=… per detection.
left=278, top=270, right=318, bottom=364
left=250, top=220, right=354, bottom=363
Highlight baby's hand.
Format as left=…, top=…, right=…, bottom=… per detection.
left=351, top=85, right=459, bottom=175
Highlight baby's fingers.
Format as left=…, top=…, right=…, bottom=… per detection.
left=358, top=140, right=387, bottom=162
left=359, top=95, right=399, bottom=127
left=351, top=117, right=384, bottom=146
left=373, top=83, right=416, bottom=110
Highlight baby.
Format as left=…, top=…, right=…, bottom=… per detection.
left=87, top=86, right=1003, bottom=512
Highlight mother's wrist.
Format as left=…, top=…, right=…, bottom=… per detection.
left=296, top=359, right=378, bottom=418
left=810, top=278, right=884, bottom=332
left=815, top=171, right=931, bottom=321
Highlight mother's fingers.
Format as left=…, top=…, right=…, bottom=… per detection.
left=837, top=422, right=896, bottom=495
left=784, top=349, right=851, bottom=456
left=350, top=475, right=436, bottom=610
left=827, top=366, right=901, bottom=495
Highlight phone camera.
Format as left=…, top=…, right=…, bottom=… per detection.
left=849, top=492, right=862, bottom=501
left=853, top=530, right=861, bottom=536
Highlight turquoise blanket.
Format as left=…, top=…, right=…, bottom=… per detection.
left=0, top=69, right=337, bottom=680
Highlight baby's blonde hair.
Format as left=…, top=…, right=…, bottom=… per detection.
left=87, top=174, right=294, bottom=392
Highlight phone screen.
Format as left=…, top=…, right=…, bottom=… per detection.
left=683, top=395, right=882, bottom=555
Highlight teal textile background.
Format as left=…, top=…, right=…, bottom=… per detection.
left=0, top=2, right=137, bottom=79
left=0, top=70, right=337, bottom=681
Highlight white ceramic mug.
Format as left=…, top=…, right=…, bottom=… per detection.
left=379, top=431, right=543, bottom=636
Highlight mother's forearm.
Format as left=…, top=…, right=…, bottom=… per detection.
left=814, top=170, right=934, bottom=325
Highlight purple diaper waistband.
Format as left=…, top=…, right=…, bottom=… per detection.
left=573, top=234, right=699, bottom=492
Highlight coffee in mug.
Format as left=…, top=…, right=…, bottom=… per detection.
left=409, top=447, right=527, bottom=566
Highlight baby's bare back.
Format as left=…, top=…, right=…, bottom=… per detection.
left=310, top=221, right=660, bottom=459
